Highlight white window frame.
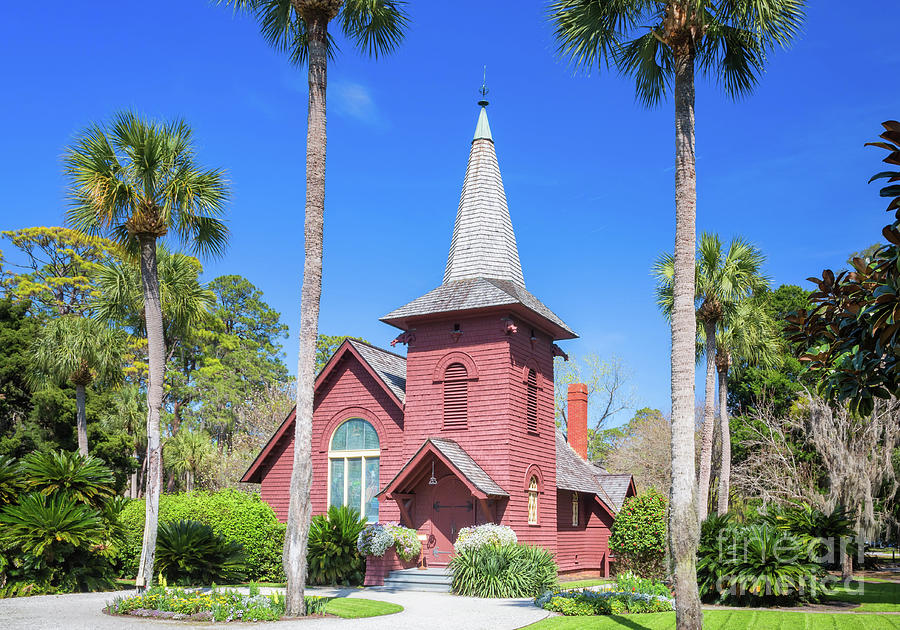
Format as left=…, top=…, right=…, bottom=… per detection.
left=527, top=476, right=539, bottom=525
left=327, top=421, right=380, bottom=521
left=571, top=492, right=579, bottom=527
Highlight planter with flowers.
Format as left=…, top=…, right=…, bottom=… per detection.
left=357, top=523, right=422, bottom=586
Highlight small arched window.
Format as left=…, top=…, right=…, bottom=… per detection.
left=527, top=476, right=539, bottom=525
left=571, top=492, right=579, bottom=527
left=526, top=368, right=538, bottom=433
left=328, top=418, right=380, bottom=521
left=443, top=362, right=468, bottom=430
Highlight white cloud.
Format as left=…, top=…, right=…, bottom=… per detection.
left=332, top=81, right=385, bottom=128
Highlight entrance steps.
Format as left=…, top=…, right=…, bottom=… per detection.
left=381, top=567, right=452, bottom=592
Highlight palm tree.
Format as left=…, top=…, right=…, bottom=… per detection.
left=550, top=3, right=804, bottom=625
left=217, top=0, right=408, bottom=615
left=711, top=297, right=781, bottom=514
left=164, top=428, right=213, bottom=492
left=29, top=316, right=124, bottom=456
left=105, top=384, right=146, bottom=498
left=64, top=112, right=229, bottom=590
left=655, top=233, right=767, bottom=519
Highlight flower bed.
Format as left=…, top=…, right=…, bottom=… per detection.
left=105, top=585, right=327, bottom=622
left=534, top=572, right=674, bottom=616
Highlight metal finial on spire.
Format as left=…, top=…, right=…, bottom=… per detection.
left=478, top=65, right=489, bottom=107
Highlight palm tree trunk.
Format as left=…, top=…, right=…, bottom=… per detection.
left=130, top=449, right=139, bottom=499
left=669, top=44, right=702, bottom=630
left=716, top=367, right=731, bottom=515
left=283, top=6, right=330, bottom=618
left=697, top=320, right=717, bottom=520
left=75, top=383, right=89, bottom=456
left=135, top=234, right=165, bottom=591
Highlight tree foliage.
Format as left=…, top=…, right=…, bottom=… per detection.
left=602, top=408, right=671, bottom=495
left=789, top=122, right=900, bottom=414
left=553, top=353, right=635, bottom=436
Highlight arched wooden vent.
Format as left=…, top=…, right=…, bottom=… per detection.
left=526, top=368, right=538, bottom=433
left=443, top=362, right=468, bottom=430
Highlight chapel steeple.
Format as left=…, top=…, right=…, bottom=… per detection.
left=381, top=94, right=576, bottom=341
left=443, top=97, right=525, bottom=287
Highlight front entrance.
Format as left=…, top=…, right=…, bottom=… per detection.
left=430, top=476, right=474, bottom=565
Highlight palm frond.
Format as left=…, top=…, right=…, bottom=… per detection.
left=340, top=0, right=409, bottom=59
left=614, top=30, right=673, bottom=107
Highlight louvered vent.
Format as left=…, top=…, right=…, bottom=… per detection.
left=526, top=369, right=538, bottom=433
left=443, top=363, right=468, bottom=430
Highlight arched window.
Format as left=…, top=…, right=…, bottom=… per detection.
left=527, top=476, right=539, bottom=525
left=526, top=368, right=538, bottom=433
left=571, top=492, right=579, bottom=527
left=443, top=362, right=468, bottom=430
left=328, top=418, right=380, bottom=521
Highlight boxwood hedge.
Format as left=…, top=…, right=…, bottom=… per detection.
left=118, top=490, right=285, bottom=582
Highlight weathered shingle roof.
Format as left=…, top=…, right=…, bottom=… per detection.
left=380, top=277, right=576, bottom=340
left=444, top=106, right=524, bottom=287
left=595, top=473, right=633, bottom=511
left=429, top=438, right=509, bottom=497
left=555, top=430, right=618, bottom=512
left=379, top=437, right=508, bottom=498
left=347, top=339, right=407, bottom=404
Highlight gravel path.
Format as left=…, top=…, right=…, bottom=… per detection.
left=0, top=586, right=549, bottom=630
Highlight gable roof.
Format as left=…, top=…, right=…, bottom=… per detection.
left=595, top=473, right=635, bottom=511
left=379, top=437, right=508, bottom=499
left=240, top=339, right=406, bottom=484
left=443, top=105, right=525, bottom=287
left=345, top=339, right=407, bottom=404
left=380, top=277, right=576, bottom=340
left=555, top=430, right=619, bottom=514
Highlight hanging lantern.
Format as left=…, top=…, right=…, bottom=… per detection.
left=428, top=459, right=438, bottom=486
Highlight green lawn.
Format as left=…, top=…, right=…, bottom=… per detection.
left=525, top=611, right=900, bottom=629
left=323, top=598, right=403, bottom=619
left=558, top=579, right=613, bottom=589
left=828, top=580, right=900, bottom=612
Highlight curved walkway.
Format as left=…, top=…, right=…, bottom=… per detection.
left=0, top=586, right=550, bottom=630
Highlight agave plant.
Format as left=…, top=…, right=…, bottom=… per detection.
left=20, top=451, right=114, bottom=507
left=155, top=520, right=246, bottom=586
left=306, top=505, right=367, bottom=586
left=0, top=455, right=22, bottom=507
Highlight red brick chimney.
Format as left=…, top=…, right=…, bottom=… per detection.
left=567, top=383, right=588, bottom=460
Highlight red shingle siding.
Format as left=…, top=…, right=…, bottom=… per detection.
left=556, top=490, right=614, bottom=575
left=258, top=355, right=403, bottom=524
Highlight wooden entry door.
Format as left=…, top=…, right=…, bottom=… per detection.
left=430, top=477, right=474, bottom=565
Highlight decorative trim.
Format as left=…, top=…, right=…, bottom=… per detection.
left=520, top=359, right=543, bottom=390
left=318, top=406, right=387, bottom=453
left=432, top=351, right=479, bottom=382
left=523, top=464, right=544, bottom=493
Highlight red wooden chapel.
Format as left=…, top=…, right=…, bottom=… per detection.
left=242, top=97, right=635, bottom=578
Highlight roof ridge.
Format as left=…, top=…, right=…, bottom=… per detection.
left=347, top=338, right=407, bottom=361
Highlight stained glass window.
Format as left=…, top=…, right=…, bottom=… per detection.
left=528, top=476, right=539, bottom=525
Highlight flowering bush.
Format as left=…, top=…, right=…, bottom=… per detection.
left=356, top=523, right=421, bottom=562
left=536, top=588, right=674, bottom=616
left=106, top=585, right=328, bottom=621
left=454, top=523, right=517, bottom=552
left=609, top=490, right=667, bottom=579
left=357, top=523, right=394, bottom=557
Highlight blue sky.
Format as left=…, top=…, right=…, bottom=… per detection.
left=1, top=1, right=897, bottom=425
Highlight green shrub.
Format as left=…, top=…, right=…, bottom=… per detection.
left=697, top=517, right=825, bottom=606
left=118, top=489, right=285, bottom=581
left=537, top=589, right=674, bottom=616
left=761, top=503, right=855, bottom=569
left=0, top=455, right=21, bottom=507
left=0, top=492, right=116, bottom=593
left=20, top=451, right=113, bottom=507
left=307, top=506, right=366, bottom=585
left=609, top=490, right=667, bottom=580
left=155, top=520, right=247, bottom=586
left=449, top=543, right=557, bottom=598
left=614, top=571, right=671, bottom=598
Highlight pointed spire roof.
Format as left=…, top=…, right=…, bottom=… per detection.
left=443, top=103, right=525, bottom=287
left=381, top=98, right=577, bottom=341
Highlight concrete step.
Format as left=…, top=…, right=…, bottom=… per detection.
left=381, top=568, right=452, bottom=592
